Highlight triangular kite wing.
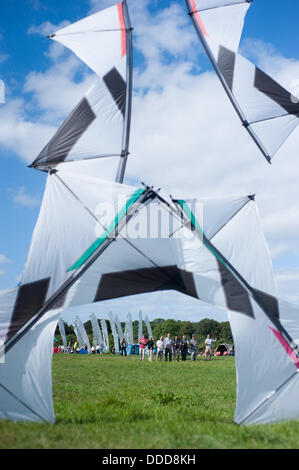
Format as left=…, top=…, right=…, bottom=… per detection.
left=186, top=0, right=299, bottom=162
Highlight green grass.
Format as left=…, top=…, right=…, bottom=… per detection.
left=1, top=354, right=299, bottom=449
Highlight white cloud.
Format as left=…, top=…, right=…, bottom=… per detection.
left=275, top=268, right=299, bottom=304
left=0, top=98, right=55, bottom=162
left=0, top=255, right=9, bottom=265
left=0, top=255, right=10, bottom=277
left=27, top=0, right=42, bottom=10
left=11, top=187, right=41, bottom=208
left=0, top=53, right=8, bottom=64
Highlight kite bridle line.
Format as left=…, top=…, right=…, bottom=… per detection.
left=185, top=0, right=271, bottom=164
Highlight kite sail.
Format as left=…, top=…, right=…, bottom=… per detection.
left=58, top=318, right=67, bottom=348
left=114, top=313, right=124, bottom=341
left=30, top=1, right=133, bottom=182
left=90, top=313, right=104, bottom=346
left=101, top=319, right=110, bottom=352
left=2, top=170, right=299, bottom=424
left=186, top=0, right=299, bottom=163
left=108, top=311, right=119, bottom=353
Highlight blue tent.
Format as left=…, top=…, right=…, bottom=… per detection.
left=79, top=348, right=88, bottom=354
left=126, top=344, right=139, bottom=355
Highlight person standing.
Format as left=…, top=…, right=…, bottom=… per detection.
left=120, top=337, right=127, bottom=356
left=190, top=334, right=198, bottom=361
left=204, top=334, right=217, bottom=360
left=164, top=333, right=174, bottom=362
left=156, top=336, right=164, bottom=361
left=139, top=334, right=147, bottom=361
left=172, top=336, right=181, bottom=362
left=147, top=336, right=154, bottom=362
left=180, top=335, right=189, bottom=361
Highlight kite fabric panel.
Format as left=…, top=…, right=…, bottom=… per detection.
left=51, top=2, right=128, bottom=81
left=31, top=1, right=132, bottom=179
left=229, top=298, right=299, bottom=425
left=174, top=196, right=299, bottom=425
left=108, top=312, right=119, bottom=353
left=90, top=313, right=104, bottom=346
left=75, top=315, right=91, bottom=351
left=58, top=318, right=67, bottom=348
left=73, top=319, right=84, bottom=348
left=114, top=313, right=124, bottom=341
left=3, top=168, right=145, bottom=346
left=0, top=309, right=61, bottom=423
left=31, top=79, right=125, bottom=169
left=189, top=0, right=250, bottom=53
left=187, top=0, right=299, bottom=162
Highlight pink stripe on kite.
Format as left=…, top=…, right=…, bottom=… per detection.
left=189, top=0, right=208, bottom=37
left=269, top=326, right=299, bottom=369
left=117, top=3, right=127, bottom=57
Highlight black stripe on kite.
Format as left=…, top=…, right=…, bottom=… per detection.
left=254, top=67, right=299, bottom=117
left=103, top=67, right=127, bottom=118
left=252, top=288, right=280, bottom=320
left=217, top=45, right=236, bottom=91
left=93, top=266, right=198, bottom=301
left=216, top=259, right=254, bottom=318
left=7, top=278, right=50, bottom=341
left=32, top=97, right=96, bottom=167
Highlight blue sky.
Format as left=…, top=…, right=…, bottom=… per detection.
left=1, top=0, right=299, bottom=322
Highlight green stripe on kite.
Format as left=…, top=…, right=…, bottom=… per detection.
left=67, top=188, right=145, bottom=272
left=176, top=199, right=231, bottom=272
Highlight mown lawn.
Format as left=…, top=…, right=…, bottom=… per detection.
left=1, top=354, right=299, bottom=449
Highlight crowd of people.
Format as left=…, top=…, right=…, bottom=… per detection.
left=53, top=343, right=105, bottom=354
left=137, top=332, right=218, bottom=362
left=54, top=333, right=234, bottom=360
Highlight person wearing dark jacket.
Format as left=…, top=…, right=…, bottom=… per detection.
left=147, top=337, right=154, bottom=362
left=120, top=337, right=127, bottom=356
left=180, top=335, right=189, bottom=361
left=163, top=333, right=174, bottom=362
left=172, top=336, right=181, bottom=362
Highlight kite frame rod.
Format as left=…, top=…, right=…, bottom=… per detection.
left=185, top=0, right=271, bottom=163
left=116, top=0, right=133, bottom=184
left=4, top=187, right=154, bottom=354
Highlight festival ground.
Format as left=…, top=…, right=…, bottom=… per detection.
left=1, top=354, right=299, bottom=449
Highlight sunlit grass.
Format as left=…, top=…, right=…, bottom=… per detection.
left=1, top=354, right=299, bottom=449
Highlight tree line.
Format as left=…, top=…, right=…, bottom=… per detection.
left=54, top=317, right=233, bottom=351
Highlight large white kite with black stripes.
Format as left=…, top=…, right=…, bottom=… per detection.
left=1, top=1, right=299, bottom=427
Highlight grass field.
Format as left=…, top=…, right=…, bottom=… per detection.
left=1, top=354, right=299, bottom=449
